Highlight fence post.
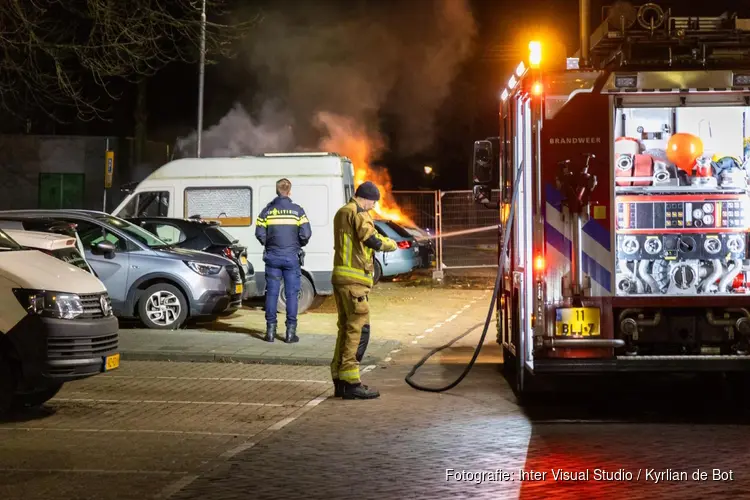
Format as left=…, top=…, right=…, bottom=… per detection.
left=432, top=189, right=444, bottom=281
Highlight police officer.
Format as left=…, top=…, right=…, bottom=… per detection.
left=255, top=178, right=312, bottom=343
left=330, top=181, right=397, bottom=399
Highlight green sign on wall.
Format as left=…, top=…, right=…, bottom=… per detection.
left=38, top=173, right=85, bottom=209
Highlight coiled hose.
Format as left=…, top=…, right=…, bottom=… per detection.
left=405, top=160, right=524, bottom=392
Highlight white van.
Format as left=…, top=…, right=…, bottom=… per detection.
left=3, top=227, right=94, bottom=274
left=0, top=228, right=119, bottom=414
left=112, top=153, right=356, bottom=313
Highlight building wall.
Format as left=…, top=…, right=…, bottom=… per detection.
left=0, top=135, right=169, bottom=211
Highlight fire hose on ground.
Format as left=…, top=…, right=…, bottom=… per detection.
left=405, top=159, right=524, bottom=392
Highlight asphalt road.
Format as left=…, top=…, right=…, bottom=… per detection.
left=1, top=356, right=749, bottom=499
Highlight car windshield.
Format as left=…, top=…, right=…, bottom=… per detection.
left=53, top=247, right=93, bottom=273
left=0, top=229, right=21, bottom=250
left=95, top=215, right=169, bottom=248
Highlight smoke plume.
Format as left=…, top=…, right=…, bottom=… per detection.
left=178, top=0, right=477, bottom=168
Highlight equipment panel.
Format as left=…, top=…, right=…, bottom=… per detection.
left=616, top=195, right=750, bottom=233
left=613, top=119, right=750, bottom=297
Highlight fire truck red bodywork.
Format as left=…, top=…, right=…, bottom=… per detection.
left=485, top=11, right=750, bottom=393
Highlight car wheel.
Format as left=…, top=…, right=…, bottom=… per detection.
left=373, top=260, right=383, bottom=285
left=278, top=274, right=315, bottom=314
left=0, top=350, right=14, bottom=416
left=138, top=283, right=188, bottom=330
left=12, top=383, right=63, bottom=409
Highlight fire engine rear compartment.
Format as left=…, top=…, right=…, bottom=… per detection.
left=609, top=101, right=750, bottom=359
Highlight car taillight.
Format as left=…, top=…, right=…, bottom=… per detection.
left=397, top=240, right=411, bottom=249
left=223, top=248, right=233, bottom=259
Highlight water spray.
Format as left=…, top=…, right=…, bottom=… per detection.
left=423, top=224, right=500, bottom=241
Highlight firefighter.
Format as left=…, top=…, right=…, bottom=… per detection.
left=330, top=181, right=397, bottom=399
left=255, top=178, right=312, bottom=343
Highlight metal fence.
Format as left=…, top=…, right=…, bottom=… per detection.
left=391, top=189, right=500, bottom=273
left=438, top=190, right=500, bottom=269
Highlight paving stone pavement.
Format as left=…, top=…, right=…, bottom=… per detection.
left=0, top=361, right=334, bottom=500
left=118, top=283, right=489, bottom=366
left=118, top=329, right=399, bottom=366
left=170, top=299, right=750, bottom=500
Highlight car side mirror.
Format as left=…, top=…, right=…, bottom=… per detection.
left=91, top=240, right=116, bottom=259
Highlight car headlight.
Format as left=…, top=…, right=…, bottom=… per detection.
left=185, top=261, right=222, bottom=276
left=13, top=289, right=84, bottom=320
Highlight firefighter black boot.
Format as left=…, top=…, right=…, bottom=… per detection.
left=285, top=323, right=299, bottom=343
left=333, top=379, right=343, bottom=397
left=265, top=323, right=276, bottom=343
left=342, top=382, right=380, bottom=400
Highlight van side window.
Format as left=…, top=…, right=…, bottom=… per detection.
left=184, top=187, right=252, bottom=227
left=120, top=191, right=170, bottom=217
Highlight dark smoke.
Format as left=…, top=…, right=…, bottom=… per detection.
left=178, top=0, right=477, bottom=161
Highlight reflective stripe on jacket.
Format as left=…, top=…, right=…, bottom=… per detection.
left=332, top=198, right=397, bottom=287
left=255, top=196, right=312, bottom=257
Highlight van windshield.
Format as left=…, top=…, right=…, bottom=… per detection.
left=53, top=247, right=93, bottom=273
left=0, top=229, right=21, bottom=250
left=94, top=215, right=169, bottom=248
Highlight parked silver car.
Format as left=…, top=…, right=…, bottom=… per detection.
left=0, top=210, right=243, bottom=330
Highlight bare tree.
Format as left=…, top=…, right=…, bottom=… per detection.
left=1, top=0, right=257, bottom=159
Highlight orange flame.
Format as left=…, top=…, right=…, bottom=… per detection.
left=315, top=112, right=415, bottom=226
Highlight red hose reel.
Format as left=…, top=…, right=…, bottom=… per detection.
left=615, top=153, right=654, bottom=186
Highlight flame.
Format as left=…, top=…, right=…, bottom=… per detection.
left=315, top=112, right=415, bottom=226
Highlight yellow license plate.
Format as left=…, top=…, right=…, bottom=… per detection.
left=105, top=353, right=120, bottom=371
left=241, top=256, right=247, bottom=265
left=555, top=307, right=600, bottom=336
left=235, top=284, right=243, bottom=294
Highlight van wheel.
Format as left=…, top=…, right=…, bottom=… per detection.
left=278, top=275, right=315, bottom=314
left=138, top=284, right=188, bottom=330
left=0, top=351, right=15, bottom=416
left=373, top=261, right=382, bottom=285
left=12, top=383, right=63, bottom=409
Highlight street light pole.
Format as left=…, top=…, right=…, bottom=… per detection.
left=196, top=0, right=206, bottom=157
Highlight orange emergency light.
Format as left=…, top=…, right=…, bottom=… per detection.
left=529, top=41, right=542, bottom=68
left=534, top=254, right=546, bottom=273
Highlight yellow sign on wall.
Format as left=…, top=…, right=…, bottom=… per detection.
left=104, top=151, right=115, bottom=188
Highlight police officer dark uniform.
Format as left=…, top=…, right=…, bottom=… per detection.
left=330, top=181, right=397, bottom=399
left=255, top=178, right=312, bottom=343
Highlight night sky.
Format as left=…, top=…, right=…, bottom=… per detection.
left=8, top=0, right=750, bottom=190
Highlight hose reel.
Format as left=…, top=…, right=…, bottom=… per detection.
left=637, top=3, right=665, bottom=31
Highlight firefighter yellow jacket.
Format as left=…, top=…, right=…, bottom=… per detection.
left=332, top=198, right=397, bottom=287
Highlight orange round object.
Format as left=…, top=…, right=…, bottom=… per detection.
left=666, top=133, right=704, bottom=173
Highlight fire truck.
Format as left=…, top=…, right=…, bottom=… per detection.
left=472, top=1, right=750, bottom=395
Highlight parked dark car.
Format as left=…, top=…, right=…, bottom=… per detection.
left=126, top=216, right=255, bottom=298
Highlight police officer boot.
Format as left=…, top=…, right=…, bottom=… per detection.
left=285, top=323, right=299, bottom=343
left=265, top=323, right=277, bottom=342
left=342, top=382, right=380, bottom=400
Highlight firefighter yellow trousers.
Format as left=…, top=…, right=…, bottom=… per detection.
left=331, top=284, right=371, bottom=385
